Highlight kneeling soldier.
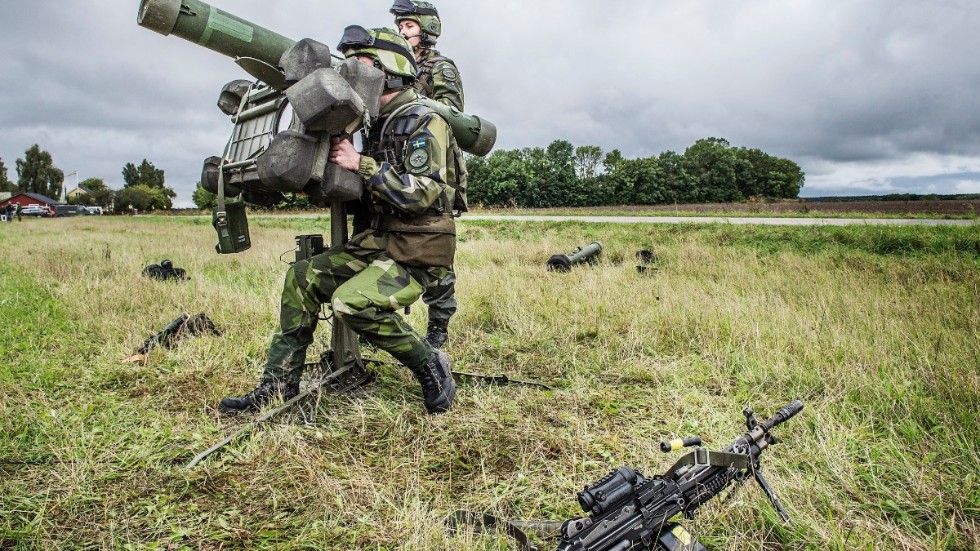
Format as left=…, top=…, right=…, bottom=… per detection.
left=220, top=27, right=460, bottom=415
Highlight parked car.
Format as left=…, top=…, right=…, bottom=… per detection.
left=20, top=205, right=47, bottom=217
left=86, top=206, right=104, bottom=215
left=54, top=205, right=88, bottom=217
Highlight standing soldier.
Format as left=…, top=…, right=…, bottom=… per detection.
left=220, top=27, right=460, bottom=415
left=391, top=0, right=463, bottom=348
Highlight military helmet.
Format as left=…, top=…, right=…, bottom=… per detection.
left=390, top=0, right=442, bottom=45
left=337, top=26, right=417, bottom=86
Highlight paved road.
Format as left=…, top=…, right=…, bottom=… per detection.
left=464, top=215, right=978, bottom=226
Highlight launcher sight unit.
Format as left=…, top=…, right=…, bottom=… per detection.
left=137, top=0, right=497, bottom=211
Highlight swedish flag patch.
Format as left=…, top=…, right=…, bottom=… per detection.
left=411, top=138, right=427, bottom=150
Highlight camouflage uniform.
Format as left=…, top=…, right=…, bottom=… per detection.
left=414, top=47, right=464, bottom=339
left=261, top=87, right=459, bottom=387
left=392, top=0, right=465, bottom=345
left=414, top=49, right=464, bottom=112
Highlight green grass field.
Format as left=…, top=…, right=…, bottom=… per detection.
left=1, top=216, right=978, bottom=550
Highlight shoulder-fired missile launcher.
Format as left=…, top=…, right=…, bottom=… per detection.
left=138, top=0, right=496, bottom=383
left=138, top=0, right=496, bottom=209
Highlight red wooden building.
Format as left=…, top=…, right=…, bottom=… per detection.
left=0, top=192, right=62, bottom=210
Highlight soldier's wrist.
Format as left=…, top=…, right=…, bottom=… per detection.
left=358, top=156, right=379, bottom=178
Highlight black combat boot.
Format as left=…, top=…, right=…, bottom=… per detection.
left=219, top=381, right=299, bottom=414
left=410, top=350, right=457, bottom=414
left=425, top=321, right=449, bottom=349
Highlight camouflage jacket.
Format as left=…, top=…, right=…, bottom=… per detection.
left=414, top=49, right=464, bottom=111
left=349, top=88, right=460, bottom=252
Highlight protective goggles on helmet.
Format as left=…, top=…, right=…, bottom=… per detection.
left=390, top=0, right=439, bottom=17
left=337, top=25, right=376, bottom=49
left=337, top=25, right=415, bottom=62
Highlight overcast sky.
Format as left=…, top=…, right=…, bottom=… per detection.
left=2, top=1, right=980, bottom=206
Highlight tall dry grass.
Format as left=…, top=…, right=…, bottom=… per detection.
left=1, top=216, right=978, bottom=550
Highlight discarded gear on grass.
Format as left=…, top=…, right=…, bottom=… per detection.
left=547, top=241, right=603, bottom=272
left=635, top=249, right=660, bottom=274
left=122, top=313, right=222, bottom=364
left=142, top=259, right=188, bottom=281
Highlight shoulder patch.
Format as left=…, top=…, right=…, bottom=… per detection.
left=407, top=148, right=430, bottom=173
left=441, top=67, right=457, bottom=82
left=410, top=138, right=428, bottom=150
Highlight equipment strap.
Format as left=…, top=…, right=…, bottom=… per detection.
left=214, top=85, right=252, bottom=232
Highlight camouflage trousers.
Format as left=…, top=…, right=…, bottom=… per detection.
left=421, top=269, right=457, bottom=327
left=261, top=245, right=447, bottom=385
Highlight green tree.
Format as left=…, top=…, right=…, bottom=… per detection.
left=192, top=183, right=217, bottom=210
left=767, top=157, right=805, bottom=198
left=626, top=157, right=666, bottom=205
left=574, top=145, right=604, bottom=179
left=122, top=159, right=165, bottom=189
left=467, top=150, right=530, bottom=207
left=122, top=159, right=176, bottom=208
left=518, top=146, right=548, bottom=207
left=16, top=144, right=64, bottom=199
left=80, top=177, right=107, bottom=192
left=115, top=184, right=172, bottom=212
left=733, top=147, right=771, bottom=199
left=543, top=140, right=579, bottom=207
left=0, top=158, right=15, bottom=192
left=657, top=151, right=693, bottom=203
left=683, top=137, right=740, bottom=203
left=75, top=177, right=115, bottom=208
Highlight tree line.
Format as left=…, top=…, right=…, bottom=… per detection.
left=464, top=137, right=805, bottom=208
left=0, top=144, right=177, bottom=211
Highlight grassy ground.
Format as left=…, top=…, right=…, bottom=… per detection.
left=1, top=216, right=978, bottom=550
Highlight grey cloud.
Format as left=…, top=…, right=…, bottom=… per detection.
left=3, top=0, right=980, bottom=205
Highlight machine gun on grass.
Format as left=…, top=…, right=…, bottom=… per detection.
left=555, top=400, right=804, bottom=551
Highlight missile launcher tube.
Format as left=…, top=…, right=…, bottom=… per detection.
left=139, top=0, right=497, bottom=156
left=547, top=242, right=603, bottom=272
left=138, top=0, right=295, bottom=69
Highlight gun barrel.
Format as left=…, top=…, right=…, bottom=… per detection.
left=138, top=0, right=296, bottom=69
left=761, top=399, right=804, bottom=432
